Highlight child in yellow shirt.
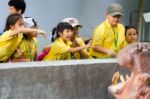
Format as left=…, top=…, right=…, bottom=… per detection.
left=11, top=17, right=43, bottom=62
left=0, top=14, right=45, bottom=62
left=62, top=18, right=92, bottom=59
left=43, top=22, right=91, bottom=60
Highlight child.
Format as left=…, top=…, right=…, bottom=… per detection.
left=8, top=0, right=34, bottom=29
left=0, top=14, right=45, bottom=62
left=11, top=17, right=40, bottom=62
left=43, top=22, right=91, bottom=60
left=8, top=0, right=26, bottom=14
left=125, top=25, right=138, bottom=45
left=62, top=18, right=92, bottom=59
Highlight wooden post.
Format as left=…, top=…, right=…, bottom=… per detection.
left=137, top=0, right=144, bottom=41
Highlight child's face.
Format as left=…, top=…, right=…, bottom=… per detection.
left=11, top=18, right=24, bottom=30
left=59, top=29, right=73, bottom=41
left=9, top=6, right=21, bottom=14
left=125, top=28, right=138, bottom=44
left=73, top=26, right=79, bottom=36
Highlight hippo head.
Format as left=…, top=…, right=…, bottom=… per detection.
left=108, top=42, right=150, bottom=99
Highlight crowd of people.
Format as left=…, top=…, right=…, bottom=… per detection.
left=0, top=0, right=138, bottom=63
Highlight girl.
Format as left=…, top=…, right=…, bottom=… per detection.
left=62, top=18, right=92, bottom=59
left=0, top=14, right=45, bottom=62
left=125, top=25, right=138, bottom=45
left=43, top=22, right=91, bottom=60
left=11, top=17, right=41, bottom=62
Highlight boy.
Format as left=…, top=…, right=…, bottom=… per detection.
left=8, top=0, right=26, bottom=14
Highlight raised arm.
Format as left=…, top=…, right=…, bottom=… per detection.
left=9, top=28, right=46, bottom=38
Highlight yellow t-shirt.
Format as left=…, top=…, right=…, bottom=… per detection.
left=73, top=37, right=92, bottom=59
left=43, top=37, right=72, bottom=60
left=13, top=37, right=38, bottom=61
left=89, top=20, right=125, bottom=58
left=123, top=40, right=128, bottom=48
left=0, top=30, right=23, bottom=61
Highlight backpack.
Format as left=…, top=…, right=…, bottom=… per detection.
left=37, top=47, right=50, bottom=61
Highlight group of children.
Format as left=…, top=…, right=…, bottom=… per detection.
left=0, top=0, right=45, bottom=62
left=40, top=20, right=138, bottom=61
left=0, top=13, right=45, bottom=62
left=42, top=18, right=93, bottom=60
left=0, top=0, right=139, bottom=63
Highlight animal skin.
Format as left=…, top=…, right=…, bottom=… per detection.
left=108, top=42, right=150, bottom=99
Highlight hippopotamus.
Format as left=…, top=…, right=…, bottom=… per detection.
left=108, top=42, right=150, bottom=99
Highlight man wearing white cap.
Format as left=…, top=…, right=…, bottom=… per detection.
left=90, top=3, right=125, bottom=58
left=62, top=18, right=92, bottom=59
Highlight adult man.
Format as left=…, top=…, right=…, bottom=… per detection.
left=90, top=3, right=125, bottom=58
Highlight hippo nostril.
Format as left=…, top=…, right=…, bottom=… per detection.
left=145, top=77, right=150, bottom=86
left=147, top=81, right=150, bottom=86
left=140, top=90, right=146, bottom=96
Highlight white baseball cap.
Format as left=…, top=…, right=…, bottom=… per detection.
left=62, top=18, right=82, bottom=27
left=24, top=17, right=35, bottom=28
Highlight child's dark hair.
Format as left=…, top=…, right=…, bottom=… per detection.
left=3, top=14, right=23, bottom=32
left=51, top=22, right=73, bottom=42
left=32, top=18, right=38, bottom=27
left=125, top=25, right=138, bottom=36
left=8, top=0, right=26, bottom=14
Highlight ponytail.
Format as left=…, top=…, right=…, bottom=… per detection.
left=51, top=27, right=57, bottom=42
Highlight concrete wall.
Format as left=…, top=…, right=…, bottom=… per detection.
left=0, top=59, right=129, bottom=99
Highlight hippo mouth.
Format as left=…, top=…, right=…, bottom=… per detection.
left=108, top=71, right=130, bottom=95
left=108, top=42, right=150, bottom=99
left=108, top=71, right=150, bottom=99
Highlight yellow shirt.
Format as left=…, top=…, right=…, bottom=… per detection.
left=73, top=37, right=92, bottom=59
left=43, top=37, right=72, bottom=60
left=0, top=30, right=23, bottom=61
left=13, top=37, right=38, bottom=61
left=124, top=40, right=128, bottom=48
left=89, top=20, right=125, bottom=58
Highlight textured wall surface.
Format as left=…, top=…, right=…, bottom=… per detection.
left=0, top=59, right=129, bottom=99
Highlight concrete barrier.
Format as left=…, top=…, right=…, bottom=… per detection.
left=0, top=59, right=129, bottom=99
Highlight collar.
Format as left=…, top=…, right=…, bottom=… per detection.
left=56, top=37, right=72, bottom=45
left=105, top=19, right=118, bottom=30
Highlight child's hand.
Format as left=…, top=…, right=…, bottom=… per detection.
left=37, top=30, right=46, bottom=39
left=107, top=50, right=117, bottom=57
left=9, top=29, right=22, bottom=37
left=85, top=40, right=92, bottom=48
left=15, top=48, right=24, bottom=58
left=73, top=39, right=80, bottom=47
left=42, top=46, right=50, bottom=52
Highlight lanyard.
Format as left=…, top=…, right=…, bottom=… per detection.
left=27, top=39, right=36, bottom=61
left=112, top=28, right=118, bottom=48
